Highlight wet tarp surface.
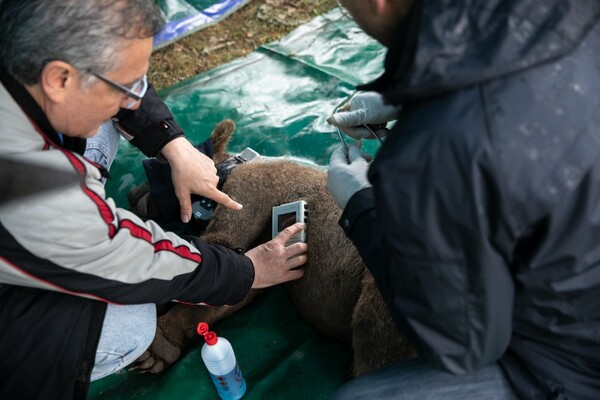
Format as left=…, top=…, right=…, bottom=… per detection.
left=154, top=0, right=252, bottom=49
left=90, top=9, right=385, bottom=399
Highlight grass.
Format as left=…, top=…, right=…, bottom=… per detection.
left=149, top=0, right=337, bottom=91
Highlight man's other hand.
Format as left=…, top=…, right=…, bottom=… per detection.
left=327, top=144, right=372, bottom=210
left=246, top=222, right=307, bottom=289
left=327, top=91, right=400, bottom=139
left=161, top=137, right=243, bottom=223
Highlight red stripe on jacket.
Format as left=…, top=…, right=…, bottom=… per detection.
left=0, top=255, right=117, bottom=304
left=119, top=220, right=202, bottom=263
left=27, top=117, right=203, bottom=279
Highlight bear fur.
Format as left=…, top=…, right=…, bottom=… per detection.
left=132, top=120, right=416, bottom=377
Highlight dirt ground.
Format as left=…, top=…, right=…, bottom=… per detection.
left=149, top=0, right=338, bottom=91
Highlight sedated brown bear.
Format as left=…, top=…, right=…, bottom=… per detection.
left=131, top=120, right=417, bottom=377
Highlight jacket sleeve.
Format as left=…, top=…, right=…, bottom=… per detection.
left=339, top=187, right=395, bottom=310
left=342, top=117, right=515, bottom=374
left=0, top=151, right=254, bottom=306
left=113, top=85, right=184, bottom=158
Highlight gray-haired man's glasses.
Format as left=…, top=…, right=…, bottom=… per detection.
left=91, top=72, right=148, bottom=109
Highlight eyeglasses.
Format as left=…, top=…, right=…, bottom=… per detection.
left=40, top=59, right=148, bottom=109
left=91, top=72, right=148, bottom=109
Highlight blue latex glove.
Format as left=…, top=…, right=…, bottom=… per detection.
left=327, top=91, right=401, bottom=140
left=327, top=144, right=372, bottom=210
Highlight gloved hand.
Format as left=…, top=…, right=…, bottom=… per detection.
left=327, top=144, right=372, bottom=210
left=327, top=91, right=401, bottom=140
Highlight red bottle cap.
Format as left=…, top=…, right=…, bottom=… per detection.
left=197, top=322, right=209, bottom=336
left=204, top=331, right=218, bottom=346
left=197, top=322, right=218, bottom=345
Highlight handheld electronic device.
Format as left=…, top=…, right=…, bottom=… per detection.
left=272, top=200, right=307, bottom=246
left=237, top=147, right=260, bottom=163
left=192, top=147, right=260, bottom=221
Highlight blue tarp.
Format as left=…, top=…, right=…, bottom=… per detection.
left=154, top=0, right=252, bottom=49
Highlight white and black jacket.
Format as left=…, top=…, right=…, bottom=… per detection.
left=0, top=66, right=254, bottom=399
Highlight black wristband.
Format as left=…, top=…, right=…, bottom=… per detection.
left=113, top=85, right=184, bottom=157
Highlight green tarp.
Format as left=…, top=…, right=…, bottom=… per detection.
left=90, top=8, right=386, bottom=399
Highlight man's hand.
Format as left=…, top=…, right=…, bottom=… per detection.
left=327, top=144, right=372, bottom=210
left=246, top=222, right=308, bottom=289
left=160, top=137, right=243, bottom=223
left=327, top=91, right=400, bottom=139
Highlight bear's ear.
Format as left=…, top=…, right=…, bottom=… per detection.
left=210, top=119, right=236, bottom=162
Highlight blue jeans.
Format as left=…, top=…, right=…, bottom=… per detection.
left=91, top=304, right=157, bottom=381
left=84, top=122, right=157, bottom=380
left=333, top=358, right=519, bottom=400
left=84, top=120, right=121, bottom=174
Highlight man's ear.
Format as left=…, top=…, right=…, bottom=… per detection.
left=372, top=0, right=388, bottom=14
left=39, top=60, right=77, bottom=103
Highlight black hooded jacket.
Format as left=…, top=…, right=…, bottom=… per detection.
left=341, top=1, right=600, bottom=398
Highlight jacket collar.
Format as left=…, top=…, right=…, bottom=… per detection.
left=362, top=0, right=600, bottom=105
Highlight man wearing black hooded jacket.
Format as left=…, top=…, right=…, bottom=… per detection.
left=327, top=0, right=600, bottom=399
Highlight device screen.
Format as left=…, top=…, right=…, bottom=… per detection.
left=277, top=211, right=297, bottom=232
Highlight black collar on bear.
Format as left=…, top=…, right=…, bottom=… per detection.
left=192, top=152, right=255, bottom=221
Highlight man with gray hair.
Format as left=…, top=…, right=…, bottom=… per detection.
left=0, top=1, right=308, bottom=399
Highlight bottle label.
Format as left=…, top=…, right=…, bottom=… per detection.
left=209, top=363, right=246, bottom=400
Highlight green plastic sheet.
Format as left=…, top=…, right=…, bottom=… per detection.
left=90, top=8, right=385, bottom=399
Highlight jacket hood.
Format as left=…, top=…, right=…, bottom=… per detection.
left=363, top=0, right=600, bottom=104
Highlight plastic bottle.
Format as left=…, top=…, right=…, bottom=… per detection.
left=197, top=322, right=247, bottom=400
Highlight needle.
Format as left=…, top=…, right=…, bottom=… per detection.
left=334, top=107, right=351, bottom=159
left=362, top=124, right=385, bottom=144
